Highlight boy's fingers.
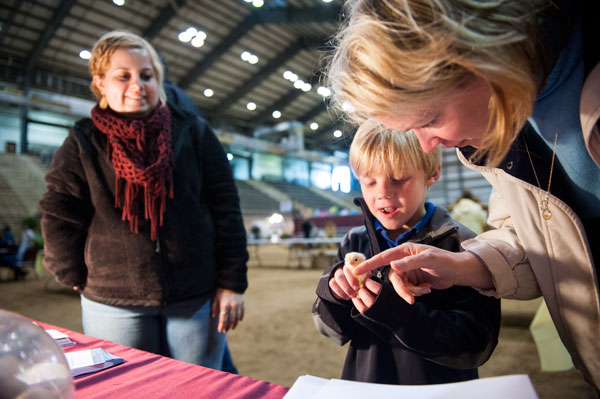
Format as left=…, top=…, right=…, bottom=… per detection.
left=389, top=271, right=415, bottom=305
left=343, top=265, right=360, bottom=291
left=363, top=278, right=382, bottom=296
left=357, top=287, right=376, bottom=309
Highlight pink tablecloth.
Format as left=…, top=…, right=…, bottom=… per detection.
left=37, top=322, right=290, bottom=399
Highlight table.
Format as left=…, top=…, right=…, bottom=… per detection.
left=36, top=321, right=290, bottom=399
left=247, top=237, right=342, bottom=268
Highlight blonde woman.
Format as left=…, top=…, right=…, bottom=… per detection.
left=329, top=0, right=600, bottom=392
left=40, top=31, right=248, bottom=369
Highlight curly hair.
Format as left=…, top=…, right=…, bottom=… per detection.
left=328, top=0, right=553, bottom=166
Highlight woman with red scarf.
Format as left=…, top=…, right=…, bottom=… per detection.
left=40, top=31, right=248, bottom=369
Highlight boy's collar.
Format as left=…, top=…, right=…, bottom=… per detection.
left=375, top=201, right=435, bottom=248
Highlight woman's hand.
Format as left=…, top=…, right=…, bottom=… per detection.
left=352, top=242, right=492, bottom=304
left=212, top=288, right=245, bottom=333
left=329, top=265, right=382, bottom=313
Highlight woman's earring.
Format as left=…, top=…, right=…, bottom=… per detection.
left=99, top=96, right=108, bottom=109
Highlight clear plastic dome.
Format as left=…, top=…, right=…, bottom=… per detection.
left=0, top=310, right=75, bottom=399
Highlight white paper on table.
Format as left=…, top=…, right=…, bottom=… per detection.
left=283, top=375, right=329, bottom=399
left=64, top=348, right=124, bottom=377
left=312, top=374, right=538, bottom=399
left=44, top=329, right=76, bottom=347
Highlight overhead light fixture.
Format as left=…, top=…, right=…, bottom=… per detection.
left=283, top=70, right=298, bottom=82
left=113, top=0, right=125, bottom=5
left=247, top=102, right=257, bottom=111
left=252, top=0, right=264, bottom=7
left=179, top=27, right=206, bottom=48
left=79, top=50, right=91, bottom=60
left=317, top=86, right=331, bottom=97
left=272, top=110, right=281, bottom=119
left=310, top=122, right=319, bottom=130
left=203, top=88, right=214, bottom=97
left=333, top=130, right=343, bottom=138
left=241, top=51, right=259, bottom=65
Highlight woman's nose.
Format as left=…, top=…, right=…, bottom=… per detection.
left=129, top=75, right=142, bottom=89
left=413, top=130, right=441, bottom=153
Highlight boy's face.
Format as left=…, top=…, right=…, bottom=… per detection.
left=359, top=167, right=440, bottom=240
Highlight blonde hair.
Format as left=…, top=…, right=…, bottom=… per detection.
left=328, top=0, right=552, bottom=167
left=89, top=30, right=166, bottom=105
left=350, top=118, right=441, bottom=179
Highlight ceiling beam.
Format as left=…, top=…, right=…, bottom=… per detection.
left=257, top=5, right=341, bottom=24
left=143, top=0, right=186, bottom=40
left=26, top=0, right=77, bottom=74
left=178, top=12, right=259, bottom=89
left=177, top=4, right=340, bottom=90
left=298, top=101, right=328, bottom=123
left=212, top=38, right=309, bottom=118
left=251, top=88, right=303, bottom=125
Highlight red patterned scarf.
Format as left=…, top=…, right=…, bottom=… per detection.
left=92, top=104, right=174, bottom=241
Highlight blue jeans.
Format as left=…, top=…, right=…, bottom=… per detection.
left=81, top=295, right=225, bottom=369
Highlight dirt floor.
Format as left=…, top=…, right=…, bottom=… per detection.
left=0, top=245, right=596, bottom=398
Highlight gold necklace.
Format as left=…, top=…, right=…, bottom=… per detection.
left=523, top=117, right=559, bottom=221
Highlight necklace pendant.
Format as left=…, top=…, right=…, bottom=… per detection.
left=540, top=199, right=552, bottom=220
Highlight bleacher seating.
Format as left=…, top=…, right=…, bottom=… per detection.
left=235, top=180, right=281, bottom=216
left=263, top=180, right=339, bottom=211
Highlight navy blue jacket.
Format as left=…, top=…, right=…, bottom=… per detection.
left=312, top=199, right=500, bottom=385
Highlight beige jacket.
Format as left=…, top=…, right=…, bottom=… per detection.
left=457, top=62, right=600, bottom=388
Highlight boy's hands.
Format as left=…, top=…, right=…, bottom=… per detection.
left=329, top=265, right=382, bottom=313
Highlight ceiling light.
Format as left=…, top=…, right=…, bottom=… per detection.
left=317, top=86, right=331, bottom=97
left=203, top=88, right=214, bottom=97
left=113, top=0, right=125, bottom=5
left=247, top=102, right=257, bottom=111
left=191, top=37, right=205, bottom=47
left=227, top=153, right=233, bottom=161
left=310, top=122, right=319, bottom=130
left=301, top=83, right=311, bottom=92
left=179, top=27, right=205, bottom=46
left=322, top=0, right=333, bottom=2
left=79, top=50, right=91, bottom=60
left=249, top=55, right=259, bottom=64
left=333, top=130, right=342, bottom=138
left=283, top=71, right=293, bottom=80
left=293, top=80, right=304, bottom=89
left=252, top=0, right=264, bottom=7
left=178, top=31, right=192, bottom=42
left=241, top=51, right=251, bottom=61
left=272, top=110, right=281, bottom=119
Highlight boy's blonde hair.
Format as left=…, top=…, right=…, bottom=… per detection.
left=350, top=119, right=441, bottom=179
left=328, top=0, right=552, bottom=167
left=89, top=30, right=166, bottom=106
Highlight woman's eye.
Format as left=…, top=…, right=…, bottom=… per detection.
left=117, top=74, right=129, bottom=81
left=419, top=114, right=440, bottom=129
left=141, top=73, right=153, bottom=81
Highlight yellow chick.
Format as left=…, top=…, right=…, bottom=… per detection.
left=344, top=252, right=367, bottom=289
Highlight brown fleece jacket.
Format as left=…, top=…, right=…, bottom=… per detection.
left=40, top=104, right=248, bottom=307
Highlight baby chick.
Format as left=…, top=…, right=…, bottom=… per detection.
left=344, top=252, right=367, bottom=289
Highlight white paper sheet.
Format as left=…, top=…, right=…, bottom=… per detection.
left=283, top=375, right=329, bottom=399
left=286, top=374, right=538, bottom=399
left=64, top=348, right=124, bottom=377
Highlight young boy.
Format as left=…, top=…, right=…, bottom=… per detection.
left=312, top=119, right=500, bottom=385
